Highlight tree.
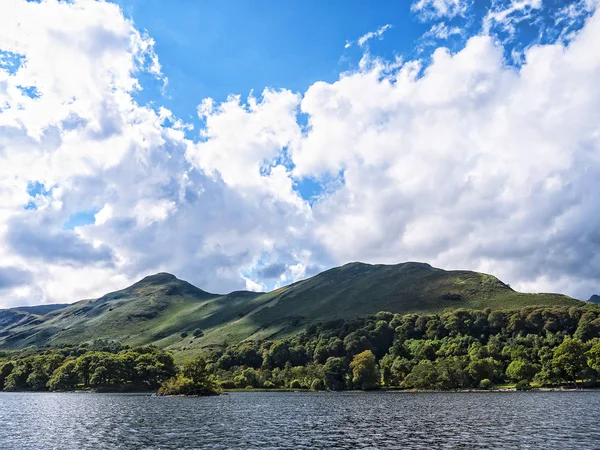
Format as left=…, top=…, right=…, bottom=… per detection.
left=467, top=357, right=503, bottom=383
left=349, top=350, right=379, bottom=390
left=313, top=341, right=329, bottom=364
left=407, top=340, right=437, bottom=361
left=158, top=375, right=204, bottom=396
left=47, top=360, right=78, bottom=391
left=323, top=357, right=347, bottom=391
left=183, top=356, right=211, bottom=385
left=4, top=358, right=33, bottom=391
left=506, top=360, right=539, bottom=382
left=574, top=316, right=600, bottom=341
left=588, top=342, right=600, bottom=377
left=132, top=350, right=176, bottom=388
left=311, top=378, right=325, bottom=391
left=27, top=354, right=64, bottom=391
left=402, top=360, right=438, bottom=389
left=0, top=362, right=14, bottom=391
left=488, top=311, right=506, bottom=332
left=267, top=341, right=290, bottom=369
left=436, top=357, right=471, bottom=389
left=552, top=338, right=589, bottom=385
left=369, top=320, right=395, bottom=357
left=236, top=342, right=263, bottom=368
left=159, top=355, right=219, bottom=396
left=382, top=357, right=413, bottom=387
left=74, top=353, right=95, bottom=387
left=343, top=332, right=372, bottom=356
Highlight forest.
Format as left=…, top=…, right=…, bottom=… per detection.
left=1, top=305, right=600, bottom=393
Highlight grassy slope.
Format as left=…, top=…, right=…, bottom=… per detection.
left=196, top=262, right=580, bottom=348
left=0, top=263, right=582, bottom=359
left=0, top=273, right=270, bottom=353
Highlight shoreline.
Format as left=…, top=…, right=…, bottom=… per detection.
left=2, top=386, right=600, bottom=395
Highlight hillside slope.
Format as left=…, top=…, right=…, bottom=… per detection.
left=194, top=262, right=580, bottom=351
left=0, top=273, right=267, bottom=351
left=0, top=263, right=581, bottom=357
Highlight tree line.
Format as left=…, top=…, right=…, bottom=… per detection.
left=0, top=340, right=178, bottom=392
left=204, top=305, right=600, bottom=390
left=1, top=305, right=600, bottom=393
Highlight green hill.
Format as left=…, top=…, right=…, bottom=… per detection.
left=0, top=262, right=581, bottom=358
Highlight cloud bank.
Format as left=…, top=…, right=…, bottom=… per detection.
left=0, top=0, right=600, bottom=306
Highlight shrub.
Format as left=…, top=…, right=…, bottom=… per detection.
left=262, top=381, right=275, bottom=389
left=158, top=375, right=219, bottom=396
left=180, top=332, right=188, bottom=338
left=515, top=380, right=532, bottom=391
left=234, top=375, right=249, bottom=388
left=479, top=378, right=492, bottom=390
left=290, top=379, right=302, bottom=389
left=158, top=375, right=198, bottom=395
left=193, top=329, right=204, bottom=338
left=506, top=360, right=538, bottom=382
left=311, top=379, right=325, bottom=391
left=219, top=380, right=236, bottom=389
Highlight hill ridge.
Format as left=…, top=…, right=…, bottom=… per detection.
left=0, top=262, right=582, bottom=356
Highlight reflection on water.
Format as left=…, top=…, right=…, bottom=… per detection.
left=0, top=391, right=599, bottom=449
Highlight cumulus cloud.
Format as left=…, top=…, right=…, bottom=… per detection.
left=6, top=222, right=115, bottom=265
left=0, top=267, right=31, bottom=290
left=1, top=0, right=600, bottom=308
left=295, top=9, right=600, bottom=298
left=256, top=263, right=288, bottom=279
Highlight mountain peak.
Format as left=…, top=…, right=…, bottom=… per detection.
left=590, top=294, right=600, bottom=304
left=135, top=272, right=178, bottom=286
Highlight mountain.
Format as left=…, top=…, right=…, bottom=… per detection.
left=590, top=294, right=600, bottom=304
left=0, top=272, right=266, bottom=352
left=0, top=263, right=581, bottom=358
left=0, top=304, right=69, bottom=337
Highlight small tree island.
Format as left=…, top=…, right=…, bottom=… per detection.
left=158, top=356, right=220, bottom=396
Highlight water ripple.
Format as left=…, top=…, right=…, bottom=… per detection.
left=0, top=391, right=599, bottom=449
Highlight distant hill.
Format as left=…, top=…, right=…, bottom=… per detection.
left=590, top=294, right=600, bottom=304
left=0, top=304, right=70, bottom=337
left=10, top=304, right=70, bottom=315
left=0, top=263, right=582, bottom=358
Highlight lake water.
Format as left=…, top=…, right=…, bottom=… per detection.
left=1, top=391, right=599, bottom=449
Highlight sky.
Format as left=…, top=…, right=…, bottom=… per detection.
left=0, top=0, right=599, bottom=307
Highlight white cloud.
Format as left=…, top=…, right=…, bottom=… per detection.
left=357, top=24, right=392, bottom=48
left=483, top=0, right=543, bottom=37
left=553, top=0, right=599, bottom=43
left=133, top=199, right=177, bottom=226
left=423, top=22, right=463, bottom=40
left=345, top=24, right=392, bottom=49
left=293, top=8, right=600, bottom=298
left=1, top=0, right=600, bottom=308
left=0, top=0, right=315, bottom=305
left=411, top=0, right=471, bottom=20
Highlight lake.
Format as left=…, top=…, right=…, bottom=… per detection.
left=1, top=391, right=599, bottom=449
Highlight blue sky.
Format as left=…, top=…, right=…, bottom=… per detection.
left=110, top=0, right=596, bottom=203
left=114, top=0, right=590, bottom=121
left=1, top=0, right=600, bottom=306
left=115, top=0, right=427, bottom=116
